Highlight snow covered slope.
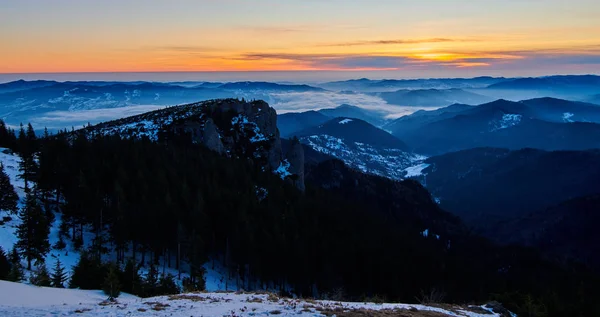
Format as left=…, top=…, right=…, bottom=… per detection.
left=296, top=118, right=424, bottom=180
left=0, top=280, right=513, bottom=317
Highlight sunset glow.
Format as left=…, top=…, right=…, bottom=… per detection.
left=2, top=0, right=600, bottom=76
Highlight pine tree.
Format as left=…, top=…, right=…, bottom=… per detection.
left=7, top=247, right=23, bottom=282
left=17, top=123, right=38, bottom=189
left=29, top=263, right=51, bottom=286
left=0, top=163, right=18, bottom=214
left=103, top=263, right=121, bottom=300
left=158, top=273, right=180, bottom=295
left=0, top=247, right=9, bottom=279
left=121, top=259, right=142, bottom=295
left=15, top=191, right=50, bottom=270
left=70, top=251, right=105, bottom=289
left=51, top=259, right=68, bottom=288
left=142, top=264, right=159, bottom=297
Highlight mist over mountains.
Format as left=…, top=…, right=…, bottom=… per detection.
left=2, top=75, right=599, bottom=131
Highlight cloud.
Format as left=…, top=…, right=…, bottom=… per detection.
left=319, top=38, right=478, bottom=47
left=140, top=45, right=219, bottom=54
left=237, top=53, right=415, bottom=70
left=238, top=26, right=310, bottom=34
left=268, top=91, right=436, bottom=118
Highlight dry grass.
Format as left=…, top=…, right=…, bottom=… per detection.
left=267, top=293, right=280, bottom=302
left=246, top=296, right=264, bottom=303
left=317, top=307, right=458, bottom=317
left=168, top=294, right=208, bottom=302
left=143, top=301, right=170, bottom=311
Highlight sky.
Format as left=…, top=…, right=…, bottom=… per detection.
left=1, top=0, right=600, bottom=79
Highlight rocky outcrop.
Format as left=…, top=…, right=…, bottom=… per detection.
left=87, top=98, right=304, bottom=191
left=202, top=118, right=225, bottom=154
left=286, top=138, right=305, bottom=191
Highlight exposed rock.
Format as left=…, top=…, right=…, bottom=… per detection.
left=82, top=98, right=304, bottom=191
left=202, top=118, right=225, bottom=154
left=286, top=138, right=305, bottom=191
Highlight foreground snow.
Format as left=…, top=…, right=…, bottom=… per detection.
left=0, top=280, right=509, bottom=317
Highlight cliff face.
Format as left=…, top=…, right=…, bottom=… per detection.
left=286, top=138, right=305, bottom=191
left=86, top=98, right=304, bottom=190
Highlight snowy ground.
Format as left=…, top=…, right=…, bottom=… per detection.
left=0, top=280, right=510, bottom=317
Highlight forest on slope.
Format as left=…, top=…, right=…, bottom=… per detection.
left=0, top=100, right=598, bottom=317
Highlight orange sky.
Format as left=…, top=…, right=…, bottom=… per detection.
left=2, top=0, right=600, bottom=76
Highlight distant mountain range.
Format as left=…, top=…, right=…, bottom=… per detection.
left=0, top=80, right=326, bottom=127
left=319, top=76, right=506, bottom=92
left=487, top=75, right=600, bottom=92
left=375, top=88, right=493, bottom=107
left=385, top=98, right=600, bottom=155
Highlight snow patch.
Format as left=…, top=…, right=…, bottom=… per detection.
left=338, top=118, right=353, bottom=124
left=490, top=114, right=522, bottom=131
left=563, top=112, right=574, bottom=122
left=274, top=159, right=291, bottom=179
left=403, top=163, right=430, bottom=177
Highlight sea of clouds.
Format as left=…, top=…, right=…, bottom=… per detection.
left=21, top=91, right=437, bottom=131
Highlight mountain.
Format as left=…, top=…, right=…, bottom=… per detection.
left=387, top=99, right=600, bottom=154
left=294, top=117, right=420, bottom=179
left=82, top=98, right=305, bottom=190
left=520, top=97, right=600, bottom=123
left=317, top=104, right=388, bottom=127
left=487, top=75, right=600, bottom=93
left=376, top=88, right=493, bottom=107
left=0, top=79, right=57, bottom=93
left=217, top=81, right=324, bottom=92
left=0, top=82, right=234, bottom=126
left=320, top=77, right=507, bottom=92
left=587, top=93, right=600, bottom=106
left=418, top=147, right=600, bottom=239
left=383, top=103, right=475, bottom=134
left=3, top=97, right=600, bottom=314
left=277, top=111, right=330, bottom=138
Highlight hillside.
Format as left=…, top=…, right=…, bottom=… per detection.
left=418, top=147, right=600, bottom=240
left=295, top=117, right=420, bottom=179
left=508, top=194, right=600, bottom=270
left=317, top=104, right=388, bottom=127
left=277, top=110, right=331, bottom=137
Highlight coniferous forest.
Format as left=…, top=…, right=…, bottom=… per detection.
left=0, top=118, right=598, bottom=317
